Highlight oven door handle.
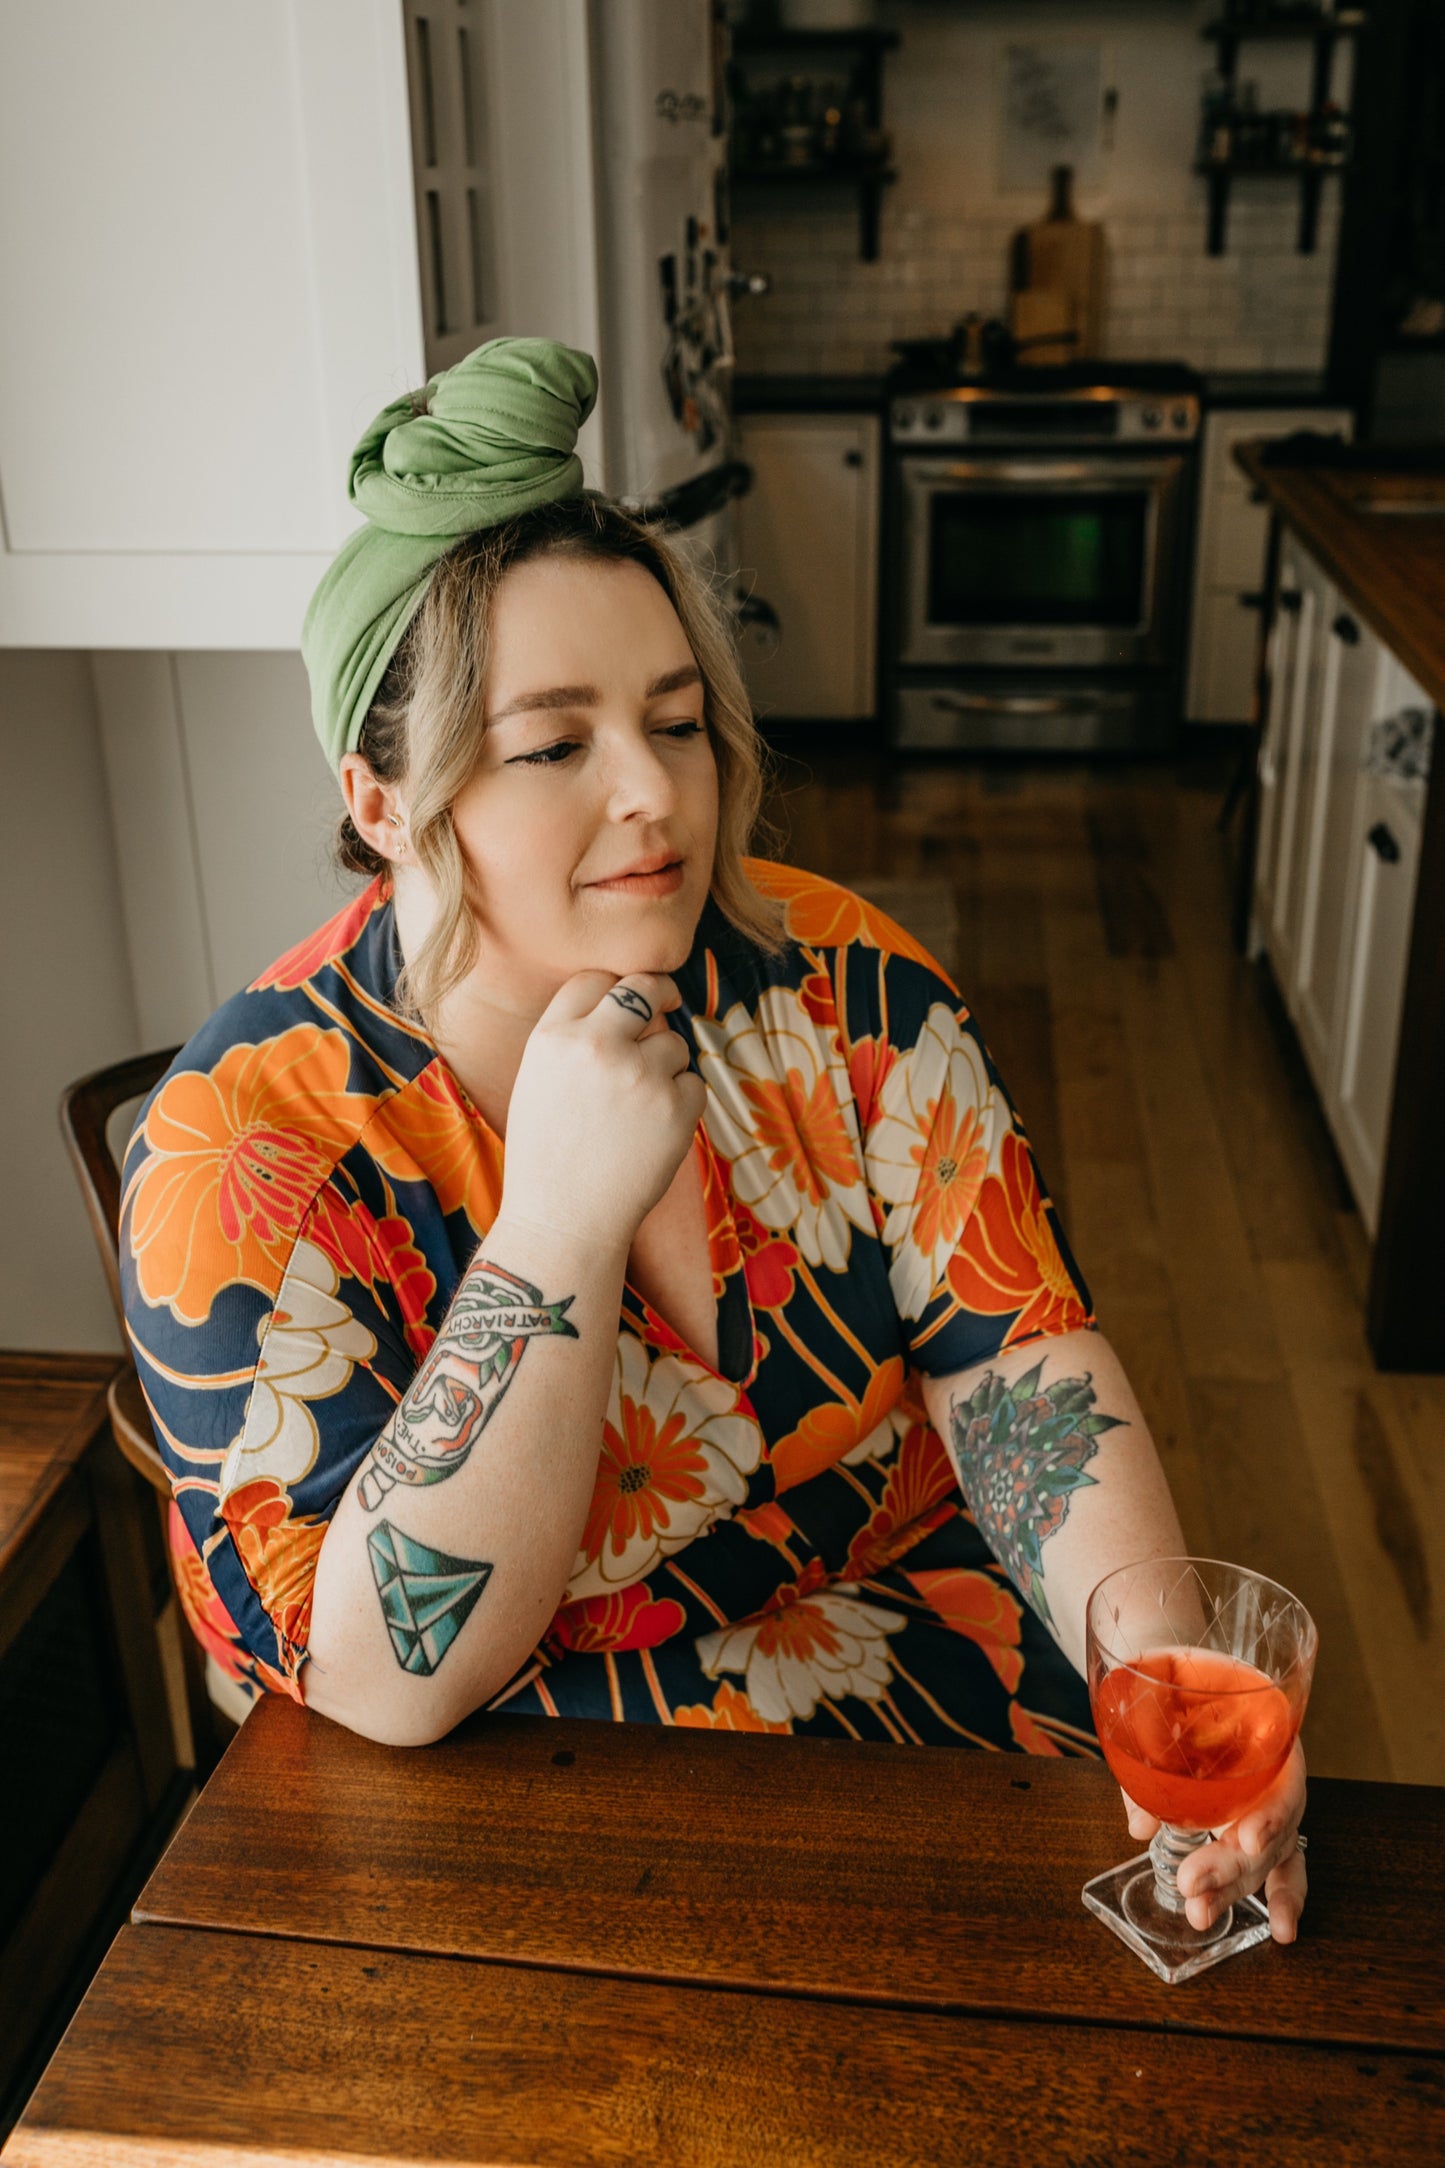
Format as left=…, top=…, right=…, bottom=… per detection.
left=915, top=458, right=1187, bottom=487
left=929, top=690, right=1108, bottom=718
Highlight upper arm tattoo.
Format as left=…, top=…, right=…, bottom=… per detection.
left=358, top=1260, right=577, bottom=1512
left=948, top=1362, right=1124, bottom=1632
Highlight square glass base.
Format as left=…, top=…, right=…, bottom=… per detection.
left=1082, top=1851, right=1271, bottom=1985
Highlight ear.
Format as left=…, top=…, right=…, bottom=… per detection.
left=340, top=754, right=408, bottom=861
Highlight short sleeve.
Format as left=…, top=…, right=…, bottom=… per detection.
left=847, top=944, right=1095, bottom=1378
left=122, top=1162, right=420, bottom=1698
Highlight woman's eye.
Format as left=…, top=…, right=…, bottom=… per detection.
left=509, top=739, right=580, bottom=768
left=659, top=719, right=705, bottom=741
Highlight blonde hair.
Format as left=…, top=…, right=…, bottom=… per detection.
left=336, top=493, right=784, bottom=1021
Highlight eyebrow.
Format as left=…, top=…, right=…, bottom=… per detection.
left=486, top=662, right=702, bottom=727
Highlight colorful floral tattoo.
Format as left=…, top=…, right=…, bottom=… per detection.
left=358, top=1261, right=578, bottom=1512
left=947, top=1363, right=1123, bottom=1632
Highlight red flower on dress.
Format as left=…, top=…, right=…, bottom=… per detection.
left=222, top=1477, right=328, bottom=1669
left=907, top=1565, right=1025, bottom=1694
left=848, top=1033, right=898, bottom=1133
left=309, top=1190, right=437, bottom=1357
left=798, top=967, right=837, bottom=1029
left=250, top=880, right=386, bottom=991
left=548, top=1582, right=686, bottom=1654
left=946, top=1130, right=1089, bottom=1346
left=732, top=1196, right=800, bottom=1312
left=845, top=1421, right=958, bottom=1579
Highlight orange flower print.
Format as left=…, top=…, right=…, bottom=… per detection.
left=697, top=1135, right=743, bottom=1296
left=250, top=879, right=386, bottom=991
left=906, top=1565, right=1024, bottom=1694
left=771, top=1354, right=905, bottom=1495
left=866, top=1003, right=1005, bottom=1320
left=1009, top=1702, right=1064, bottom=1756
left=369, top=1060, right=505, bottom=1234
left=947, top=1130, right=1090, bottom=1346
left=223, top=1477, right=329, bottom=1671
left=566, top=1337, right=762, bottom=1600
left=695, top=987, right=872, bottom=1272
left=126, top=1026, right=382, bottom=1325
left=848, top=1034, right=898, bottom=1134
left=548, top=1582, right=687, bottom=1654
left=698, top=1581, right=904, bottom=1723
left=673, top=1680, right=792, bottom=1733
left=845, top=1422, right=959, bottom=1579
left=745, top=858, right=951, bottom=981
left=798, top=967, right=836, bottom=1029
left=168, top=1501, right=250, bottom=1677
left=736, top=1499, right=795, bottom=1547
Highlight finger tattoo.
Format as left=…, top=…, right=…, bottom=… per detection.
left=607, top=985, right=654, bottom=1022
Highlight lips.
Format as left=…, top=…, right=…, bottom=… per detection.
left=589, top=853, right=682, bottom=883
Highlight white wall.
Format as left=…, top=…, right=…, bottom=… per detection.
left=1, top=652, right=141, bottom=1350
left=733, top=0, right=1347, bottom=376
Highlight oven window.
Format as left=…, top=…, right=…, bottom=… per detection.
left=927, top=490, right=1148, bottom=626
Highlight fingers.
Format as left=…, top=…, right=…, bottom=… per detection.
left=1121, top=1788, right=1159, bottom=1844
left=540, top=970, right=680, bottom=1030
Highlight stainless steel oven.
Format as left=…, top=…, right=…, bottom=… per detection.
left=898, top=452, right=1191, bottom=670
left=883, top=368, right=1201, bottom=754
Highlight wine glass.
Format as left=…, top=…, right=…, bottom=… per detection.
left=1082, top=1556, right=1318, bottom=1986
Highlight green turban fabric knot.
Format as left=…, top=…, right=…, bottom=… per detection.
left=302, top=336, right=599, bottom=773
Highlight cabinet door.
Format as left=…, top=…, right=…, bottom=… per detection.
left=735, top=415, right=880, bottom=721
left=1332, top=774, right=1425, bottom=1235
left=1268, top=542, right=1334, bottom=1005
left=1294, top=605, right=1384, bottom=1098
left=1187, top=407, right=1352, bottom=724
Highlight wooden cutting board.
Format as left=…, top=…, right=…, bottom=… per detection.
left=1014, top=167, right=1105, bottom=359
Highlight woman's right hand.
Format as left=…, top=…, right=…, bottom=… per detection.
left=498, top=971, right=705, bottom=1249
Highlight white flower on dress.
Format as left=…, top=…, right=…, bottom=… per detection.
left=865, top=1002, right=1006, bottom=1320
left=694, top=986, right=873, bottom=1272
left=696, top=1584, right=905, bottom=1723
left=564, top=1334, right=764, bottom=1600
left=219, top=1238, right=377, bottom=1501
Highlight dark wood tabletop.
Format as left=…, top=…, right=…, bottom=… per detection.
left=7, top=1695, right=1445, bottom=2165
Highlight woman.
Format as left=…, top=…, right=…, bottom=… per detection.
left=120, top=337, right=1305, bottom=1944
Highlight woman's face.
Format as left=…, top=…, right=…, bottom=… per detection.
left=448, top=552, right=720, bottom=1010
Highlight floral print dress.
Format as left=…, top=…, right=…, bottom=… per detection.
left=120, top=860, right=1099, bottom=1754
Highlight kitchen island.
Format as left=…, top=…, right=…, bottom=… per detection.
left=1235, top=442, right=1445, bottom=1372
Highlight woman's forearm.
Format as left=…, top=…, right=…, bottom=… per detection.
left=921, top=1328, right=1187, bottom=1678
left=301, top=1216, right=627, bottom=1745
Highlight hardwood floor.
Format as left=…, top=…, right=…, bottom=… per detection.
left=760, top=745, right=1445, bottom=1787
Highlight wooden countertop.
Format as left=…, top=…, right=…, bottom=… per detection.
left=1234, top=442, right=1445, bottom=711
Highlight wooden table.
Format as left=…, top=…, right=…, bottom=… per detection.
left=6, top=1696, right=1445, bottom=2165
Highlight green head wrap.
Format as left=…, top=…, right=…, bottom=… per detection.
left=302, top=336, right=599, bottom=773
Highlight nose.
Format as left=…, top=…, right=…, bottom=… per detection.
left=602, top=723, right=682, bottom=822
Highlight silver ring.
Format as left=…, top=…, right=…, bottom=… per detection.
left=1296, top=1833, right=1308, bottom=1853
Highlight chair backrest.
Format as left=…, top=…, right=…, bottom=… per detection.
left=59, top=1047, right=181, bottom=1336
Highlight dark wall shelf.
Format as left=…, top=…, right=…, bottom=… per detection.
left=728, top=22, right=899, bottom=262
left=1200, top=11, right=1366, bottom=254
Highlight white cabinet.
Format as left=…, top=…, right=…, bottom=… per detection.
left=0, top=0, right=602, bottom=650
left=1187, top=406, right=1352, bottom=725
left=1252, top=535, right=1430, bottom=1234
left=735, top=414, right=881, bottom=721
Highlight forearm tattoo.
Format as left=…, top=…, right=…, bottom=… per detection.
left=358, top=1260, right=578, bottom=1512
left=948, top=1363, right=1123, bottom=1632
left=608, top=985, right=653, bottom=1022
left=369, top=1519, right=493, bottom=1676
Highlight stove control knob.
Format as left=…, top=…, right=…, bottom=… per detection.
left=923, top=407, right=945, bottom=431
left=894, top=404, right=916, bottom=433
left=1171, top=405, right=1191, bottom=431
left=1141, top=406, right=1162, bottom=430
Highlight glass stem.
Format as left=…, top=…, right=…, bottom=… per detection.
left=1149, top=1822, right=1212, bottom=1916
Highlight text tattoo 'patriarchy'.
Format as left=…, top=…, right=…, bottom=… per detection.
left=358, top=1261, right=578, bottom=1512
left=948, top=1363, right=1123, bottom=1632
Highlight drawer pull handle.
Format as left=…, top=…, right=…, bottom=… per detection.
left=1332, top=611, right=1361, bottom=645
left=1278, top=590, right=1303, bottom=615
left=1367, top=821, right=1401, bottom=864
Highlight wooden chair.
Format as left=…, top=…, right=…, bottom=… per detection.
left=59, top=1048, right=239, bottom=1780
